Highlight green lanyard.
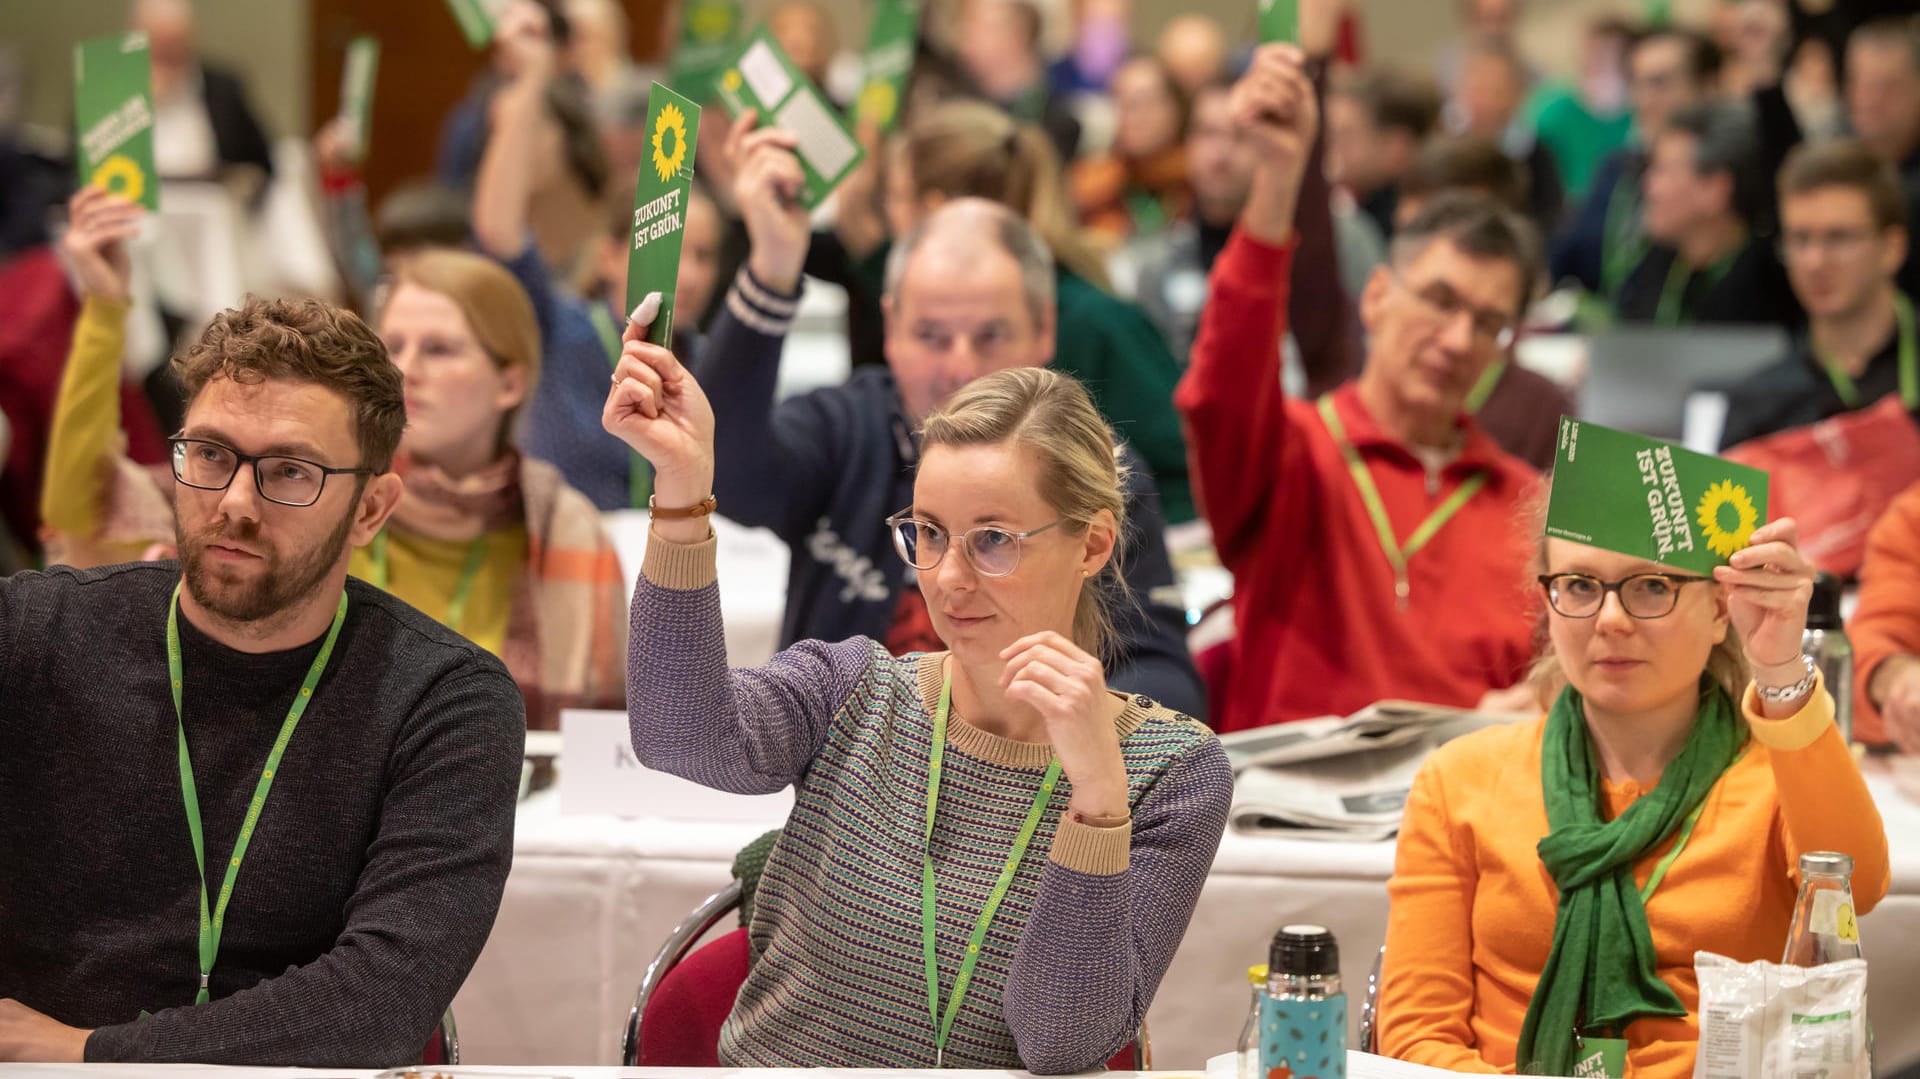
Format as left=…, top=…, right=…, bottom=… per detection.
left=1653, top=249, right=1738, bottom=327
left=1465, top=359, right=1506, bottom=414
left=922, top=672, right=1062, bottom=1067
left=368, top=528, right=489, bottom=635
left=1819, top=293, right=1919, bottom=410
left=591, top=303, right=655, bottom=510
left=168, top=582, right=347, bottom=1004
left=1600, top=180, right=1649, bottom=300
left=1316, top=396, right=1489, bottom=607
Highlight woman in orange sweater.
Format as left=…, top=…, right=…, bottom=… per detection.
left=1380, top=514, right=1890, bottom=1076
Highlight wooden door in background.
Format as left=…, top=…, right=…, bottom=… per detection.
left=305, top=0, right=668, bottom=211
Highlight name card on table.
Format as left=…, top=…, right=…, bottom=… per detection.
left=559, top=709, right=794, bottom=822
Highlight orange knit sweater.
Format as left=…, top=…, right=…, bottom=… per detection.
left=1380, top=681, right=1890, bottom=1076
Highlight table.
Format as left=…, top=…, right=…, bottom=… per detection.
left=0, top=1056, right=1455, bottom=1077
left=452, top=759, right=1920, bottom=1071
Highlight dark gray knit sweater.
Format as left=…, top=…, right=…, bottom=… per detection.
left=0, top=562, right=524, bottom=1066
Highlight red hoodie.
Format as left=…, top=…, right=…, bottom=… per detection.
left=1174, top=230, right=1541, bottom=731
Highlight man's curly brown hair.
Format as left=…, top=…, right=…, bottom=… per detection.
left=171, top=296, right=406, bottom=473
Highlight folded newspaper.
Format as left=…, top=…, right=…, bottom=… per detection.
left=1223, top=702, right=1522, bottom=840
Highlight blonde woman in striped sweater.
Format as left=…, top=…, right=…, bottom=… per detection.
left=604, top=320, right=1231, bottom=1072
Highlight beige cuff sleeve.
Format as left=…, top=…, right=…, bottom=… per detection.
left=639, top=524, right=719, bottom=589
left=1048, top=814, right=1131, bottom=875
left=1744, top=670, right=1835, bottom=753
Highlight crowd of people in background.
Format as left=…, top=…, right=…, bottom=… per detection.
left=2, top=0, right=1920, bottom=1074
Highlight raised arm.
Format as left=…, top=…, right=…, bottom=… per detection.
left=40, top=188, right=164, bottom=568
left=1002, top=740, right=1233, bottom=1073
left=469, top=1, right=557, bottom=265
left=1172, top=45, right=1318, bottom=569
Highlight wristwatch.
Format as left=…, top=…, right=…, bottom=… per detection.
left=648, top=494, right=717, bottom=520
left=1755, top=655, right=1819, bottom=705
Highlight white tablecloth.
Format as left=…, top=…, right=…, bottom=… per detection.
left=1, top=1057, right=1452, bottom=1077
left=453, top=763, right=1920, bottom=1070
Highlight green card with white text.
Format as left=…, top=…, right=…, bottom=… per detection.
left=74, top=33, right=158, bottom=210
left=625, top=83, right=702, bottom=348
left=445, top=0, right=506, bottom=48
left=716, top=28, right=867, bottom=209
left=339, top=35, right=380, bottom=162
left=670, top=0, right=744, bottom=102
left=1259, top=0, right=1298, bottom=44
left=854, top=0, right=920, bottom=132
left=1545, top=417, right=1770, bottom=575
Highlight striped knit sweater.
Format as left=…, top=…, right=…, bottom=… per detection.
left=629, top=530, right=1233, bottom=1073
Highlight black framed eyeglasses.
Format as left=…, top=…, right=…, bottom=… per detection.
left=1537, top=572, right=1713, bottom=620
left=168, top=437, right=373, bottom=508
left=885, top=508, right=1065, bottom=578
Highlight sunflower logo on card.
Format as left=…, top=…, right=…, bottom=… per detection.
left=858, top=82, right=898, bottom=126
left=652, top=103, right=689, bottom=183
left=91, top=154, right=145, bottom=204
left=1696, top=479, right=1759, bottom=558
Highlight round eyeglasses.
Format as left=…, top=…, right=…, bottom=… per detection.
left=169, top=438, right=373, bottom=508
left=885, top=509, right=1065, bottom=578
left=1537, top=572, right=1713, bottom=620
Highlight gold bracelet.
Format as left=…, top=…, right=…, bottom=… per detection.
left=648, top=494, right=717, bottom=520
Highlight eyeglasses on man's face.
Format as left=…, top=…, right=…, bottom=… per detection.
left=885, top=509, right=1065, bottom=579
left=1385, top=264, right=1519, bottom=350
left=1537, top=571, right=1713, bottom=620
left=169, top=437, right=373, bottom=508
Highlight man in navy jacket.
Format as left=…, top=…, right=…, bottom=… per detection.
left=692, top=117, right=1205, bottom=719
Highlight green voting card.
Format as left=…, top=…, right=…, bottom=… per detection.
left=339, top=35, right=380, bottom=162
left=625, top=83, right=702, bottom=348
left=717, top=28, right=867, bottom=209
left=1259, top=0, right=1298, bottom=44
left=670, top=0, right=744, bottom=103
left=74, top=33, right=158, bottom=210
left=1545, top=417, right=1770, bottom=575
left=854, top=0, right=920, bottom=132
left=445, top=0, right=506, bottom=49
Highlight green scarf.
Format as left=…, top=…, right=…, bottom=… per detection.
left=1514, top=681, right=1741, bottom=1074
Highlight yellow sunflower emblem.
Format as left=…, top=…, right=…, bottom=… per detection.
left=858, top=82, right=898, bottom=126
left=1695, top=479, right=1759, bottom=559
left=652, top=103, right=689, bottom=183
left=91, top=154, right=145, bottom=204
left=721, top=68, right=743, bottom=95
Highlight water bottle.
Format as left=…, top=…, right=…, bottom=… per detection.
left=1803, top=573, right=1854, bottom=743
left=1261, top=925, right=1346, bottom=1079
left=1238, top=964, right=1268, bottom=1079
left=1783, top=851, right=1862, bottom=966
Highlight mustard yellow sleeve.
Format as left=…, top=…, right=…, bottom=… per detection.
left=1745, top=676, right=1893, bottom=914
left=40, top=297, right=133, bottom=538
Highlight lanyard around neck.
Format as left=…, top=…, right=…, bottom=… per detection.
left=1654, top=247, right=1738, bottom=327
left=1600, top=180, right=1649, bottom=299
left=169, top=582, right=348, bottom=1004
left=1316, top=396, right=1490, bottom=607
left=1465, top=359, right=1507, bottom=414
left=368, top=528, right=488, bottom=635
left=591, top=303, right=655, bottom=511
left=1819, top=292, right=1918, bottom=410
left=922, top=671, right=1062, bottom=1067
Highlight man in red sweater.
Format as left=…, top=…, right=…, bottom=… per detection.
left=1176, top=43, right=1541, bottom=732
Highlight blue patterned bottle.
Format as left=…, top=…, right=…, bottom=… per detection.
left=1260, top=924, right=1346, bottom=1079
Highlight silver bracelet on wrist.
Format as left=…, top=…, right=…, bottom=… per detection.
left=1755, top=655, right=1819, bottom=704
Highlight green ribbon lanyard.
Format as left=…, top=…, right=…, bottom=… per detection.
left=590, top=303, right=655, bottom=510
left=1317, top=396, right=1489, bottom=608
left=368, top=528, right=489, bottom=635
left=1465, top=359, right=1506, bottom=414
left=1653, top=249, right=1738, bottom=328
left=1599, top=182, right=1648, bottom=300
left=169, top=582, right=348, bottom=1004
left=1820, top=293, right=1919, bottom=410
left=922, top=673, right=1062, bottom=1068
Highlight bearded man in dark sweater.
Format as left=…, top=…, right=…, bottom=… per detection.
left=0, top=289, right=524, bottom=1064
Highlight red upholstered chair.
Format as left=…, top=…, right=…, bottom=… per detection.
left=420, top=1007, right=460, bottom=1065
left=621, top=881, right=1149, bottom=1068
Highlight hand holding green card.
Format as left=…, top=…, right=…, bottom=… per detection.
left=716, top=28, right=867, bottom=209
left=74, top=33, right=159, bottom=211
left=854, top=0, right=920, bottom=132
left=625, top=84, right=704, bottom=349
left=1545, top=418, right=1770, bottom=576
left=338, top=36, right=380, bottom=163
